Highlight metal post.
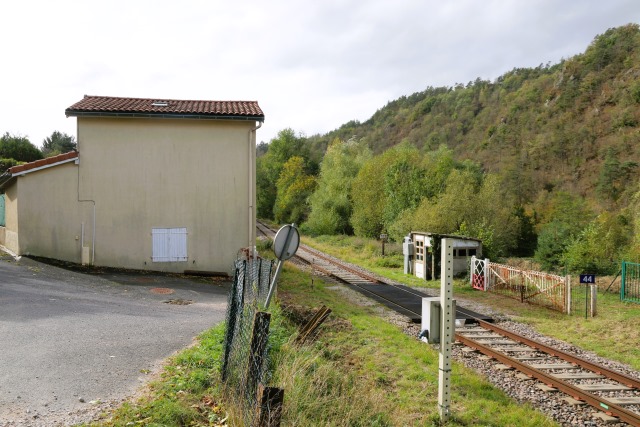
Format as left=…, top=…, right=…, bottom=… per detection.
left=380, top=233, right=387, bottom=256
left=621, top=261, right=627, bottom=301
left=438, top=238, right=454, bottom=422
left=264, top=223, right=298, bottom=309
left=264, top=260, right=283, bottom=309
left=590, top=284, right=597, bottom=317
left=585, top=280, right=588, bottom=320
left=566, top=276, right=571, bottom=314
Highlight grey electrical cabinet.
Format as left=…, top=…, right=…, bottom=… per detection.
left=421, top=297, right=456, bottom=344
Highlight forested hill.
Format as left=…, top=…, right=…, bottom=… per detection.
left=258, top=24, right=640, bottom=275
left=308, top=23, right=640, bottom=202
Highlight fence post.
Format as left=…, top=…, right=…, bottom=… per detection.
left=621, top=261, right=627, bottom=301
left=470, top=256, right=475, bottom=286
left=245, top=311, right=271, bottom=397
left=590, top=284, right=597, bottom=317
left=256, top=385, right=284, bottom=427
left=222, top=267, right=241, bottom=381
left=565, top=275, right=571, bottom=314
left=484, top=258, right=490, bottom=291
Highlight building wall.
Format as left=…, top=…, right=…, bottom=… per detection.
left=10, top=162, right=88, bottom=262
left=3, top=183, right=20, bottom=253
left=76, top=117, right=256, bottom=273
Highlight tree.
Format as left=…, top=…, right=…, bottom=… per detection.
left=273, top=156, right=316, bottom=224
left=535, top=220, right=573, bottom=272
left=409, top=169, right=480, bottom=240
left=351, top=153, right=395, bottom=238
left=0, top=158, right=22, bottom=174
left=0, top=133, right=42, bottom=162
left=351, top=143, right=429, bottom=239
left=596, top=147, right=638, bottom=202
left=422, top=145, right=458, bottom=199
left=404, top=170, right=522, bottom=258
left=534, top=191, right=593, bottom=271
left=382, top=143, right=427, bottom=230
left=305, top=138, right=371, bottom=235
left=42, top=131, right=76, bottom=157
left=563, top=213, right=631, bottom=275
left=256, top=128, right=315, bottom=219
left=512, top=206, right=537, bottom=257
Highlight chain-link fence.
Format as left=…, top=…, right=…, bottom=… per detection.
left=622, top=261, right=640, bottom=303
left=221, top=256, right=277, bottom=426
left=568, top=282, right=591, bottom=317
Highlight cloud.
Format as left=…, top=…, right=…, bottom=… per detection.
left=1, top=0, right=638, bottom=146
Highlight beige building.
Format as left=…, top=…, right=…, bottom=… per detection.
left=0, top=95, right=264, bottom=274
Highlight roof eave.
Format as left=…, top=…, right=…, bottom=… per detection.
left=10, top=156, right=79, bottom=177
left=65, top=110, right=265, bottom=122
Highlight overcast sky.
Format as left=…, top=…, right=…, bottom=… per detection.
left=1, top=1, right=639, bottom=147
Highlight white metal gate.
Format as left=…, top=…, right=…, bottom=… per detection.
left=470, top=257, right=570, bottom=313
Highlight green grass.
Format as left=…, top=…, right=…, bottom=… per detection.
left=274, top=267, right=556, bottom=426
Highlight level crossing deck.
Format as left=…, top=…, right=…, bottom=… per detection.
left=348, top=282, right=493, bottom=324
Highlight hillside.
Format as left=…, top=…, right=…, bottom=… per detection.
left=259, top=24, right=640, bottom=274
left=307, top=24, right=640, bottom=205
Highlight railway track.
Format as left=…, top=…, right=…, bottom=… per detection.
left=257, top=221, right=640, bottom=426
left=257, top=221, right=490, bottom=322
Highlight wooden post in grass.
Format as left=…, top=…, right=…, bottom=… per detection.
left=257, top=384, right=284, bottom=427
left=246, top=311, right=271, bottom=395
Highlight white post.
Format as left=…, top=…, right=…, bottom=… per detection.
left=438, top=238, right=454, bottom=422
left=484, top=258, right=490, bottom=291
left=590, top=283, right=597, bottom=317
left=470, top=255, right=475, bottom=286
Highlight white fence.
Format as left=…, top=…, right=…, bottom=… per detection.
left=470, top=256, right=571, bottom=313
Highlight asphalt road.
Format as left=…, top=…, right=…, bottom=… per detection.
left=0, top=255, right=230, bottom=426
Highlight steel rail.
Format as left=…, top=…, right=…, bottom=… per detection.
left=297, top=245, right=386, bottom=284
left=476, top=319, right=640, bottom=390
left=260, top=221, right=409, bottom=290
left=456, top=334, right=640, bottom=427
left=292, top=254, right=420, bottom=317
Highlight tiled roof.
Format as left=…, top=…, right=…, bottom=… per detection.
left=10, top=151, right=78, bottom=175
left=65, top=95, right=264, bottom=120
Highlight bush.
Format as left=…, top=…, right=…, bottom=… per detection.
left=564, top=213, right=631, bottom=275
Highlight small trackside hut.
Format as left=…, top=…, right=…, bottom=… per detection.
left=404, top=231, right=482, bottom=280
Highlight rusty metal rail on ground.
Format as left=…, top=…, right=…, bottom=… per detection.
left=476, top=319, right=640, bottom=389
left=457, top=328, right=640, bottom=426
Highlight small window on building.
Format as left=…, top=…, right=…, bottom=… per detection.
left=152, top=227, right=187, bottom=262
left=468, top=248, right=477, bottom=257
left=415, top=239, right=424, bottom=261
left=459, top=249, right=467, bottom=257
